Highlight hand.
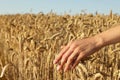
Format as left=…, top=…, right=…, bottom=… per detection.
left=53, top=36, right=103, bottom=72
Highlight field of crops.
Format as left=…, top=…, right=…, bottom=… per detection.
left=0, top=12, right=120, bottom=80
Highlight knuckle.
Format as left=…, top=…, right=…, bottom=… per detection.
left=79, top=52, right=85, bottom=58
left=61, top=59, right=65, bottom=64
left=74, top=47, right=80, bottom=52
left=71, top=44, right=76, bottom=49
left=69, top=48, right=74, bottom=52
left=62, top=57, right=66, bottom=61
left=63, top=53, right=68, bottom=58
left=80, top=52, right=85, bottom=56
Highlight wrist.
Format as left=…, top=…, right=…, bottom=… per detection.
left=93, top=35, right=105, bottom=48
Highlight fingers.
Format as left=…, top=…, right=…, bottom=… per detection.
left=53, top=46, right=69, bottom=64
left=64, top=47, right=80, bottom=72
left=53, top=41, right=73, bottom=64
left=57, top=47, right=73, bottom=71
left=72, top=53, right=84, bottom=69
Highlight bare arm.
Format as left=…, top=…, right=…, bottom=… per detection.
left=53, top=25, right=120, bottom=72
left=97, top=25, right=120, bottom=46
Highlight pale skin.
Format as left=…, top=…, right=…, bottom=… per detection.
left=53, top=25, right=120, bottom=72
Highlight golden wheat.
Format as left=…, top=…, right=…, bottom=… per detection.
left=0, top=12, right=120, bottom=80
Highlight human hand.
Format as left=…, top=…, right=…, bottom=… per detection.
left=53, top=36, right=103, bottom=72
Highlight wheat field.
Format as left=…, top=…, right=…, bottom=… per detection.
left=0, top=12, right=120, bottom=80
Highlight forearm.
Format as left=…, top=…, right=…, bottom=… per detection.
left=95, top=25, right=120, bottom=47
